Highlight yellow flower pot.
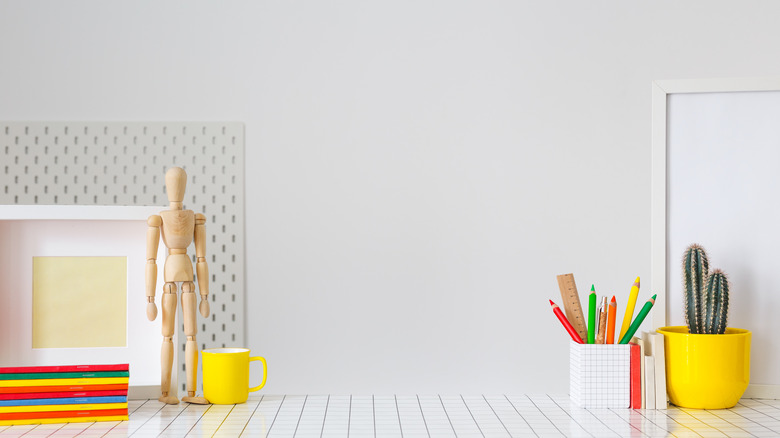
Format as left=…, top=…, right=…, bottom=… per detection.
left=657, top=326, right=750, bottom=409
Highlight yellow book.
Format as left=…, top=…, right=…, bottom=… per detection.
left=0, top=377, right=129, bottom=388
left=0, top=403, right=127, bottom=414
left=0, top=415, right=128, bottom=426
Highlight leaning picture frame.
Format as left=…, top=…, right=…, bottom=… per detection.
left=651, top=76, right=780, bottom=399
left=0, top=205, right=172, bottom=399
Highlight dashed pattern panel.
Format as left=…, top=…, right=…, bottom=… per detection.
left=1, top=122, right=245, bottom=392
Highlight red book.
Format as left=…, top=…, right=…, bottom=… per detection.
left=0, top=390, right=127, bottom=401
left=0, top=384, right=128, bottom=394
left=0, top=409, right=128, bottom=421
left=629, top=342, right=641, bottom=408
left=0, top=364, right=128, bottom=374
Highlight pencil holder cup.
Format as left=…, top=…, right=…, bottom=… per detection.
left=657, top=326, right=750, bottom=409
left=570, top=342, right=631, bottom=408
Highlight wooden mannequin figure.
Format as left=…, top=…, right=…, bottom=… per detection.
left=146, top=167, right=210, bottom=404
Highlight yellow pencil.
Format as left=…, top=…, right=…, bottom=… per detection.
left=619, top=277, right=640, bottom=341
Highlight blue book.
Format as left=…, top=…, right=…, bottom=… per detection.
left=0, top=396, right=127, bottom=406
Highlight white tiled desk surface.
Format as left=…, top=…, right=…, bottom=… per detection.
left=1, top=395, right=780, bottom=437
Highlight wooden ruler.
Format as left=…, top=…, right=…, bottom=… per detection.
left=556, top=273, right=588, bottom=342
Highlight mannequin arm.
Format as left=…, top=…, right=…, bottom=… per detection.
left=194, top=213, right=210, bottom=317
left=146, top=215, right=161, bottom=321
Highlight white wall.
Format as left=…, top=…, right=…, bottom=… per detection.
left=2, top=1, right=780, bottom=395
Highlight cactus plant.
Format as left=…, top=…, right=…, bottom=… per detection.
left=682, top=244, right=729, bottom=334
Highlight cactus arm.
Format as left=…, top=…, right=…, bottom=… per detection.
left=709, top=270, right=729, bottom=334
left=703, top=271, right=715, bottom=334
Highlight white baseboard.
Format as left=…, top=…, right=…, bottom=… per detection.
left=128, top=385, right=162, bottom=400
left=744, top=384, right=780, bottom=400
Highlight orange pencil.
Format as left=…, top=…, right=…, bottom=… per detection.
left=606, top=295, right=617, bottom=344
left=549, top=300, right=584, bottom=344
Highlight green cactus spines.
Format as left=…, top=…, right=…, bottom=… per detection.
left=683, top=244, right=709, bottom=334
left=704, top=270, right=729, bottom=334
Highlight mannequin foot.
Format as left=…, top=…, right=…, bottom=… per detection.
left=182, top=395, right=209, bottom=405
left=159, top=395, right=180, bottom=404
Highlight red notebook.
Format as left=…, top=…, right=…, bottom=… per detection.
left=0, top=384, right=128, bottom=395
left=0, top=390, right=127, bottom=401
left=629, top=342, right=641, bottom=408
left=0, top=364, right=128, bottom=374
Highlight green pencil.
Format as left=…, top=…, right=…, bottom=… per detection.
left=619, top=294, right=657, bottom=344
left=588, top=285, right=596, bottom=344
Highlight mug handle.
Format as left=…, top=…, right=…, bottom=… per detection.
left=248, top=356, right=267, bottom=392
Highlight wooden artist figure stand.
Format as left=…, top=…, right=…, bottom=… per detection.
left=145, top=167, right=211, bottom=404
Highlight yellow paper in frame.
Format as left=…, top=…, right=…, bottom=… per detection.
left=32, top=256, right=127, bottom=349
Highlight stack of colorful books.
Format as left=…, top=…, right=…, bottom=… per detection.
left=0, top=364, right=129, bottom=426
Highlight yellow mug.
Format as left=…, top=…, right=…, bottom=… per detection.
left=202, top=348, right=267, bottom=404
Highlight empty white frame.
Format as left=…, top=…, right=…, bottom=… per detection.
left=651, top=77, right=780, bottom=397
left=0, top=205, right=171, bottom=399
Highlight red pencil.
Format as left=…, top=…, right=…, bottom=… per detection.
left=549, top=300, right=584, bottom=343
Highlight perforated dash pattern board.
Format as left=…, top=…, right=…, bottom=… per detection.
left=1, top=122, right=245, bottom=392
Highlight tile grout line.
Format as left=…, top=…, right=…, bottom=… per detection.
left=437, top=394, right=458, bottom=437
left=458, top=395, right=484, bottom=437
left=482, top=395, right=512, bottom=437
left=238, top=395, right=264, bottom=437
left=632, top=408, right=679, bottom=438
left=394, top=394, right=404, bottom=438
left=211, top=404, right=237, bottom=437
left=128, top=399, right=168, bottom=437
left=415, top=395, right=431, bottom=438
left=347, top=395, right=352, bottom=438
left=164, top=401, right=211, bottom=437
left=544, top=394, right=597, bottom=438
left=265, top=394, right=287, bottom=437
left=292, top=394, right=309, bottom=438
left=318, top=394, right=330, bottom=438
left=373, top=395, right=377, bottom=438
left=502, top=394, right=538, bottom=438
left=701, top=407, right=760, bottom=437
left=524, top=394, right=567, bottom=437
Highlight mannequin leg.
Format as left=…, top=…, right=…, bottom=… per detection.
left=159, top=283, right=179, bottom=404
left=180, top=281, right=208, bottom=404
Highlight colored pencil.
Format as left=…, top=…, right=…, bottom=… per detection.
left=595, top=296, right=608, bottom=344
left=619, top=294, right=657, bottom=344
left=587, top=285, right=597, bottom=344
left=549, top=300, right=584, bottom=344
left=606, top=296, right=617, bottom=344
left=619, top=277, right=640, bottom=341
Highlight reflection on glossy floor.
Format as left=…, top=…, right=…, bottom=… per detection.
left=1, top=395, right=779, bottom=437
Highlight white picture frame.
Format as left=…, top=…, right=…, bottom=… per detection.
left=0, top=205, right=173, bottom=399
left=651, top=76, right=780, bottom=399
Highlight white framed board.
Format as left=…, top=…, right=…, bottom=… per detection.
left=651, top=77, right=780, bottom=398
left=0, top=205, right=172, bottom=399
